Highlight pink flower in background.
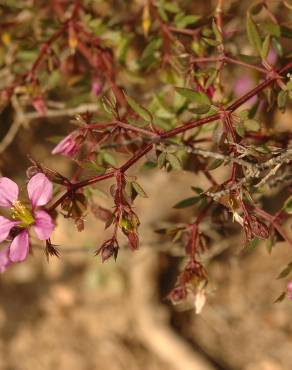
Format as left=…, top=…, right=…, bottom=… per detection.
left=267, top=48, right=278, bottom=65
left=287, top=281, right=292, bottom=300
left=233, top=75, right=257, bottom=106
left=32, top=96, right=47, bottom=116
left=0, top=173, right=54, bottom=272
left=52, top=132, right=80, bottom=157
left=91, top=80, right=103, bottom=96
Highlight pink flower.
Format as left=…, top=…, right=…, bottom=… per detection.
left=32, top=96, right=47, bottom=116
left=287, top=281, right=292, bottom=300
left=233, top=75, right=257, bottom=106
left=52, top=132, right=80, bottom=157
left=267, top=48, right=277, bottom=65
left=91, top=80, right=103, bottom=96
left=0, top=173, right=54, bottom=272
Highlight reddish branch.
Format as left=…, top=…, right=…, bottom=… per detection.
left=48, top=61, right=292, bottom=213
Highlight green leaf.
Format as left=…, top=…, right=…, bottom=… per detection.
left=207, top=158, right=224, bottom=170
left=125, top=95, right=152, bottom=122
left=236, top=121, right=245, bottom=137
left=272, top=37, right=283, bottom=57
left=141, top=38, right=162, bottom=59
left=286, top=80, right=292, bottom=91
left=274, top=291, right=287, bottom=303
left=118, top=36, right=132, bottom=64
left=142, top=160, right=157, bottom=170
left=246, top=13, right=262, bottom=56
left=175, top=87, right=210, bottom=105
left=102, top=152, right=117, bottom=167
left=132, top=182, right=148, bottom=198
left=173, top=196, right=200, bottom=209
left=261, top=22, right=281, bottom=37
left=244, top=119, right=261, bottom=132
left=167, top=153, right=182, bottom=170
left=191, top=186, right=204, bottom=194
left=163, top=2, right=180, bottom=13
left=212, top=19, right=223, bottom=43
left=158, top=152, right=167, bottom=168
left=261, top=34, right=270, bottom=60
left=205, top=69, right=217, bottom=89
left=283, top=196, right=292, bottom=214
left=277, top=262, right=292, bottom=279
left=277, top=90, right=287, bottom=112
left=202, top=37, right=220, bottom=47
left=175, top=14, right=200, bottom=28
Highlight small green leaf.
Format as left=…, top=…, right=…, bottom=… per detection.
left=236, top=121, right=245, bottom=137
left=272, top=37, right=283, bottom=57
left=244, top=119, right=261, bottom=132
left=283, top=196, right=292, bottom=214
left=246, top=13, right=262, bottom=55
left=125, top=95, right=152, bottom=122
left=274, top=291, right=287, bottom=303
left=175, top=14, right=200, bottom=28
left=205, top=69, right=217, bottom=89
left=261, top=22, right=281, bottom=37
left=202, top=37, right=220, bottom=47
left=142, top=161, right=157, bottom=170
left=132, top=182, right=148, bottom=198
left=142, top=38, right=162, bottom=59
left=102, top=152, right=117, bottom=167
left=175, top=87, right=210, bottom=105
left=277, top=90, right=287, bottom=112
left=286, top=80, right=292, bottom=91
left=158, top=152, right=167, bottom=169
left=261, top=34, right=270, bottom=60
left=167, top=153, right=182, bottom=170
left=163, top=2, right=180, bottom=13
left=212, top=19, right=223, bottom=43
left=277, top=262, right=292, bottom=279
left=174, top=196, right=200, bottom=209
left=191, top=186, right=204, bottom=194
left=207, top=158, right=224, bottom=170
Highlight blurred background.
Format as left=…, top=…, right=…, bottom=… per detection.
left=0, top=1, right=292, bottom=370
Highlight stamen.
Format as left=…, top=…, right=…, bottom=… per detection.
left=11, top=200, right=34, bottom=226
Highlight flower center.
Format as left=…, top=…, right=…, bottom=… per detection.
left=11, top=200, right=34, bottom=226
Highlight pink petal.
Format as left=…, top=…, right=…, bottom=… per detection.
left=9, top=230, right=29, bottom=262
left=27, top=173, right=53, bottom=208
left=52, top=133, right=76, bottom=156
left=0, top=246, right=12, bottom=273
left=33, top=210, right=54, bottom=240
left=0, top=216, right=19, bottom=243
left=0, top=177, right=19, bottom=207
left=233, top=76, right=257, bottom=106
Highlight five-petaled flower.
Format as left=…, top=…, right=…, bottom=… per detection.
left=0, top=173, right=54, bottom=272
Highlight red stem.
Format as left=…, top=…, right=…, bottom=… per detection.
left=49, top=61, right=292, bottom=211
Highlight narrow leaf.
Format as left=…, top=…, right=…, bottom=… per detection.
left=174, top=196, right=200, bottom=209
left=126, top=95, right=152, bottom=122
left=132, top=181, right=148, bottom=198
left=277, top=262, right=292, bottom=279
left=167, top=153, right=182, bottom=170
left=246, top=14, right=262, bottom=55
left=175, top=87, right=210, bottom=105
